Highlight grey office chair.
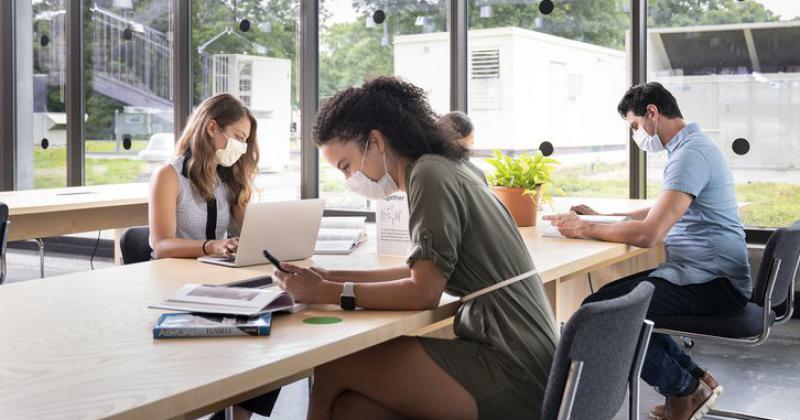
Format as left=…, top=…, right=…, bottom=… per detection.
left=120, top=226, right=152, bottom=265
left=542, top=282, right=655, bottom=420
left=650, top=221, right=800, bottom=420
left=0, top=202, right=9, bottom=285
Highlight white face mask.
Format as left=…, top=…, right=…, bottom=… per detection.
left=345, top=140, right=399, bottom=200
left=632, top=114, right=664, bottom=154
left=215, top=133, right=248, bottom=167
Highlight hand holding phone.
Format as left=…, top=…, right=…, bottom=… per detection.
left=262, top=249, right=291, bottom=273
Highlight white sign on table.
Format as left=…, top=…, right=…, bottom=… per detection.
left=376, top=193, right=411, bottom=256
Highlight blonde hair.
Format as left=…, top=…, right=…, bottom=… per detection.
left=175, top=93, right=259, bottom=208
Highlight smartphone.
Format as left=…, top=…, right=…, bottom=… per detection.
left=262, top=249, right=291, bottom=273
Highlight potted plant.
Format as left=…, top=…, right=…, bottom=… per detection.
left=485, top=149, right=560, bottom=227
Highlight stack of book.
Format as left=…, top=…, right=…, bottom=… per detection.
left=150, top=283, right=305, bottom=339
left=314, top=216, right=368, bottom=255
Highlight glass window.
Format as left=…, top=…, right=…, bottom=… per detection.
left=29, top=0, right=68, bottom=189
left=83, top=0, right=174, bottom=186
left=467, top=0, right=632, bottom=202
left=646, top=0, right=800, bottom=228
left=193, top=0, right=301, bottom=201
left=318, top=0, right=450, bottom=210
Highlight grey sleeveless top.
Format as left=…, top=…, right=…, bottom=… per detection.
left=168, top=154, right=232, bottom=240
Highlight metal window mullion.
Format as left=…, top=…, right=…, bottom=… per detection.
left=0, top=1, right=15, bottom=190
left=629, top=0, right=647, bottom=199
left=300, top=0, right=319, bottom=199
left=65, top=0, right=85, bottom=186
left=449, top=0, right=467, bottom=112
left=172, top=0, right=191, bottom=140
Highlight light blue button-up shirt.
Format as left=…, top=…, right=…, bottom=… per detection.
left=650, top=123, right=752, bottom=298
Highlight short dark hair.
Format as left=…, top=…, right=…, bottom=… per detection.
left=437, top=111, right=473, bottom=138
left=313, top=77, right=469, bottom=161
left=617, top=82, right=684, bottom=119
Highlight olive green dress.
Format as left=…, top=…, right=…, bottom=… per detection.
left=405, top=154, right=558, bottom=420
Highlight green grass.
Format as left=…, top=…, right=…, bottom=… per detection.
left=33, top=147, right=146, bottom=188
left=85, top=140, right=148, bottom=153
left=553, top=162, right=799, bottom=228
left=31, top=148, right=800, bottom=228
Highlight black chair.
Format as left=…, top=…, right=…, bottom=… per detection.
left=120, top=226, right=152, bottom=265
left=542, top=282, right=655, bottom=420
left=1, top=202, right=9, bottom=285
left=650, top=221, right=800, bottom=420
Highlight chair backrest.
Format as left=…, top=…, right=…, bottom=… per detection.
left=752, top=221, right=800, bottom=314
left=542, top=282, right=654, bottom=420
left=120, top=226, right=153, bottom=265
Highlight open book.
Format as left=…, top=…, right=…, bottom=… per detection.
left=315, top=217, right=368, bottom=255
left=149, top=284, right=304, bottom=316
left=542, top=215, right=630, bottom=239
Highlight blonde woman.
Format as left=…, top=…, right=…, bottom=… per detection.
left=149, top=93, right=258, bottom=260
left=148, top=93, right=280, bottom=419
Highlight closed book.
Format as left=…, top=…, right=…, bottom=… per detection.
left=153, top=312, right=272, bottom=339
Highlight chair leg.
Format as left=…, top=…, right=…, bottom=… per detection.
left=0, top=254, right=6, bottom=285
left=706, top=408, right=779, bottom=420
left=224, top=406, right=234, bottom=420
left=35, top=238, right=44, bottom=278
left=629, top=320, right=654, bottom=420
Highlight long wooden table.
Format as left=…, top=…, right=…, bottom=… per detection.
left=0, top=183, right=150, bottom=242
left=0, top=199, right=661, bottom=419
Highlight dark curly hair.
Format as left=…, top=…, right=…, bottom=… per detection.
left=313, top=76, right=469, bottom=161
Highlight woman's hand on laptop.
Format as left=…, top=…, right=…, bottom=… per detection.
left=208, top=237, right=239, bottom=257
left=273, top=264, right=340, bottom=304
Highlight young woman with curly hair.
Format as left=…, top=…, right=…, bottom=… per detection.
left=273, top=77, right=558, bottom=420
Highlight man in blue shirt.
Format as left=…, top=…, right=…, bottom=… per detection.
left=545, top=82, right=751, bottom=420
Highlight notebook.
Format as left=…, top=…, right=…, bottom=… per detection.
left=542, top=215, right=630, bottom=239
left=314, top=217, right=368, bottom=255
left=149, top=283, right=304, bottom=316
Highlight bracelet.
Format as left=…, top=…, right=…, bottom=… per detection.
left=202, top=239, right=211, bottom=255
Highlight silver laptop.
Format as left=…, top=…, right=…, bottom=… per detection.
left=198, top=199, right=324, bottom=268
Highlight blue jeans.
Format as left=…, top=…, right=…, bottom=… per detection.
left=583, top=270, right=747, bottom=396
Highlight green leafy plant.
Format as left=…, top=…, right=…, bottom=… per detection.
left=485, top=149, right=562, bottom=203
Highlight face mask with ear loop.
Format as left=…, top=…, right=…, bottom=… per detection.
left=345, top=140, right=400, bottom=200
left=632, top=113, right=665, bottom=154
left=215, top=133, right=248, bottom=167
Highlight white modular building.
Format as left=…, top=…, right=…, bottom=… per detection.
left=394, top=27, right=630, bottom=154
left=211, top=54, right=293, bottom=172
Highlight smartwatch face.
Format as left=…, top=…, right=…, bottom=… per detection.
left=341, top=295, right=356, bottom=310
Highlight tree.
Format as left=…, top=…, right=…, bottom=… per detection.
left=192, top=0, right=300, bottom=107
left=650, top=0, right=778, bottom=27
left=319, top=0, right=783, bottom=97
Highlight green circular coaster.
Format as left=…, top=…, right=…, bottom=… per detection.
left=303, top=316, right=343, bottom=325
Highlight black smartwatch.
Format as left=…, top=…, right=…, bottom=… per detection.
left=340, top=282, right=356, bottom=310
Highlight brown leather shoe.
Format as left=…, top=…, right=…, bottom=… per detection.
left=650, top=375, right=721, bottom=420
left=701, top=372, right=723, bottom=397
left=649, top=372, right=723, bottom=419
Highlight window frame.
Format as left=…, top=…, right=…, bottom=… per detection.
left=0, top=0, right=775, bottom=244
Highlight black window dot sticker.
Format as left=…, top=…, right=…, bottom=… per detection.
left=373, top=10, right=386, bottom=25
left=40, top=34, right=50, bottom=47
left=239, top=19, right=251, bottom=32
left=539, top=0, right=554, bottom=15
left=732, top=138, right=750, bottom=155
left=539, top=141, right=554, bottom=157
left=123, top=135, right=132, bottom=151
left=122, top=26, right=133, bottom=40
left=41, top=138, right=49, bottom=150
